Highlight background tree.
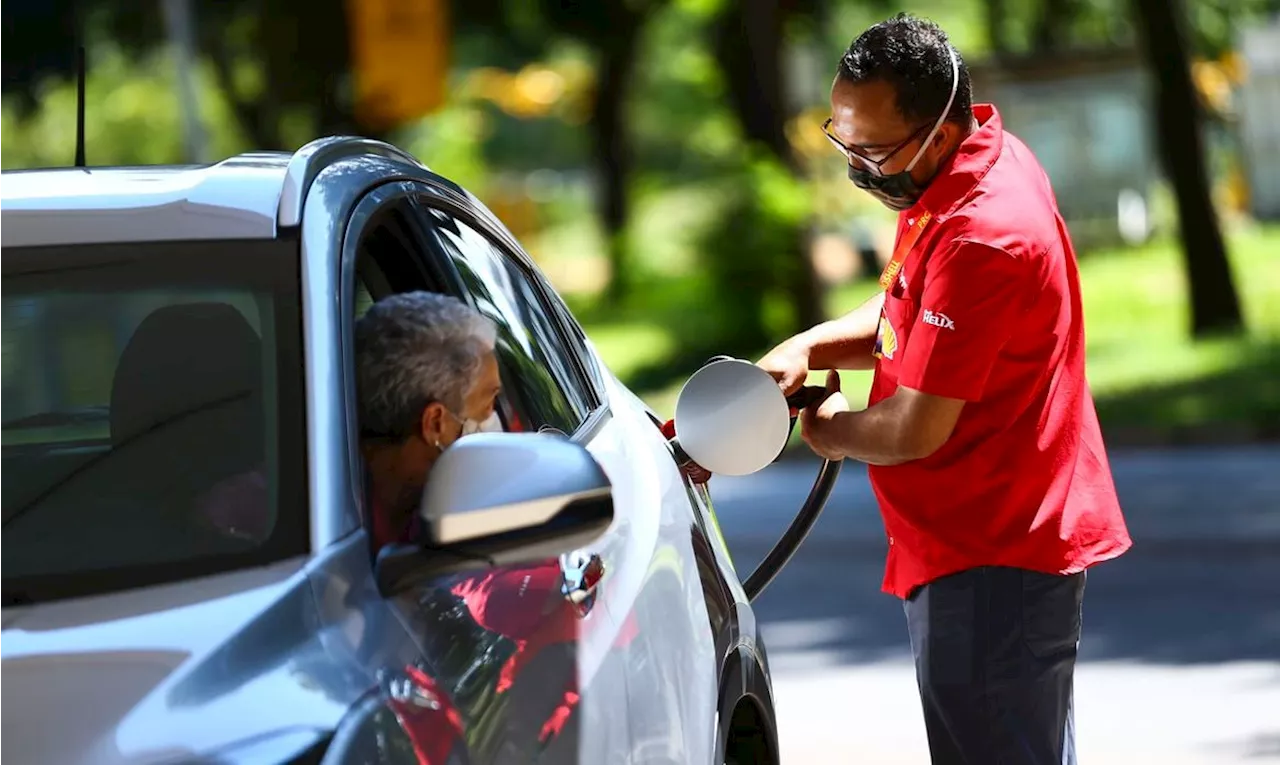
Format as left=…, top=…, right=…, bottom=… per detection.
left=137, top=0, right=359, bottom=144
left=1132, top=0, right=1245, bottom=336
left=453, top=0, right=669, bottom=303
left=1032, top=0, right=1080, bottom=52
left=711, top=0, right=825, bottom=334
left=1, top=0, right=80, bottom=115
left=536, top=0, right=670, bottom=304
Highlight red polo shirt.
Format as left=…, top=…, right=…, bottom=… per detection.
left=867, top=104, right=1131, bottom=599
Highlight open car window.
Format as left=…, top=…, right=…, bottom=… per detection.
left=415, top=206, right=592, bottom=436
left=2, top=239, right=308, bottom=605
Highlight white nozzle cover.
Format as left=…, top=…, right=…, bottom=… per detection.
left=673, top=358, right=791, bottom=477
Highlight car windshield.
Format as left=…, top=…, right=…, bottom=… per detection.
left=2, top=239, right=308, bottom=605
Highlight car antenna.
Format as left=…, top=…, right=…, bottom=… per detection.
left=74, top=44, right=87, bottom=168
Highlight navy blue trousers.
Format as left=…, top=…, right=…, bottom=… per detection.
left=904, top=566, right=1085, bottom=765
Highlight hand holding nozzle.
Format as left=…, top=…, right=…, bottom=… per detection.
left=785, top=385, right=829, bottom=414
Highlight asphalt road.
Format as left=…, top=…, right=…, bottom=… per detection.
left=711, top=446, right=1280, bottom=764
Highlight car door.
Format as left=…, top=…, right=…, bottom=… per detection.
left=336, top=183, right=638, bottom=763
left=545, top=296, right=747, bottom=762
left=414, top=198, right=726, bottom=765
left=469, top=217, right=773, bottom=765
left=405, top=201, right=644, bottom=763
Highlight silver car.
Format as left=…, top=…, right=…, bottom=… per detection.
left=1, top=138, right=779, bottom=765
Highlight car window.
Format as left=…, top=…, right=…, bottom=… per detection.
left=417, top=208, right=592, bottom=434
left=539, top=275, right=607, bottom=402
left=2, top=240, right=308, bottom=605
left=354, top=279, right=375, bottom=319
left=3, top=292, right=263, bottom=446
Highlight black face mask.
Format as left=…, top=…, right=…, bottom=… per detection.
left=836, top=45, right=961, bottom=212
left=848, top=162, right=929, bottom=212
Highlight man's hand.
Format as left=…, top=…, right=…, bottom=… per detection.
left=800, top=370, right=851, bottom=461
left=757, top=339, right=811, bottom=397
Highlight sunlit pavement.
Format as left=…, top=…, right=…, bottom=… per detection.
left=767, top=659, right=1280, bottom=764
left=712, top=446, right=1280, bottom=764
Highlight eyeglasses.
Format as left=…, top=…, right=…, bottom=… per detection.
left=822, top=118, right=933, bottom=174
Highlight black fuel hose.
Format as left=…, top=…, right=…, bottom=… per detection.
left=742, top=384, right=842, bottom=602
left=688, top=358, right=844, bottom=602
left=743, top=457, right=841, bottom=602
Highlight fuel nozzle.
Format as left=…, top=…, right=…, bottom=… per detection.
left=785, top=385, right=829, bottom=413
left=659, top=417, right=712, bottom=484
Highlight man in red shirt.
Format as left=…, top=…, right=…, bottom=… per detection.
left=759, top=14, right=1131, bottom=764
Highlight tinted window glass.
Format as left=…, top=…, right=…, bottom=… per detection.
left=2, top=240, right=307, bottom=604
left=354, top=279, right=375, bottom=319
left=539, top=273, right=606, bottom=401
left=418, top=209, right=590, bottom=434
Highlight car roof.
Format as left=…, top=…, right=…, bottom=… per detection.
left=0, top=153, right=293, bottom=248
left=1, top=137, right=433, bottom=249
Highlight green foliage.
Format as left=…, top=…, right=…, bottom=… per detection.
left=1186, top=0, right=1280, bottom=57
left=3, top=0, right=1274, bottom=443
left=820, top=0, right=1277, bottom=61
left=823, top=0, right=992, bottom=59
left=674, top=0, right=727, bottom=18
left=4, top=0, right=1273, bottom=172
left=693, top=151, right=814, bottom=356
left=631, top=0, right=740, bottom=181
left=1, top=43, right=250, bottom=169
left=593, top=222, right=1280, bottom=435
left=400, top=100, right=492, bottom=193
left=1, top=0, right=78, bottom=115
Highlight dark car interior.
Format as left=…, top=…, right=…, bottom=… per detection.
left=2, top=241, right=307, bottom=603
left=107, top=303, right=267, bottom=538
left=3, top=301, right=267, bottom=575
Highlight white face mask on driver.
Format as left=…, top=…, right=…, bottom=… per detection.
left=458, top=410, right=503, bottom=437
left=435, top=408, right=502, bottom=452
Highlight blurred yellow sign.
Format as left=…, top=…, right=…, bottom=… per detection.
left=346, top=0, right=449, bottom=131
left=462, top=64, right=577, bottom=120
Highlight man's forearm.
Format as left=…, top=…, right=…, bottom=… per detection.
left=799, top=292, right=884, bottom=371
left=830, top=397, right=918, bottom=466
left=818, top=386, right=963, bottom=466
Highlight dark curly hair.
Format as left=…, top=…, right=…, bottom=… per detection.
left=837, top=13, right=973, bottom=127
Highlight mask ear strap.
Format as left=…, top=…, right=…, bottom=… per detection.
left=904, top=45, right=960, bottom=173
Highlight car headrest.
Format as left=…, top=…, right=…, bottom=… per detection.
left=110, top=303, right=263, bottom=447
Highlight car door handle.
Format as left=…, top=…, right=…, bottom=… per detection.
left=559, top=551, right=605, bottom=618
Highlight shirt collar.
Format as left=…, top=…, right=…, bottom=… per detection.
left=910, top=103, right=1003, bottom=220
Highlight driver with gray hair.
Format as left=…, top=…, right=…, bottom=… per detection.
left=355, top=291, right=503, bottom=550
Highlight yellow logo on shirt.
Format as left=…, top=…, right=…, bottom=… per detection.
left=873, top=315, right=898, bottom=360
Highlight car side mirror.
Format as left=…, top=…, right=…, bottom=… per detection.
left=375, top=432, right=614, bottom=597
